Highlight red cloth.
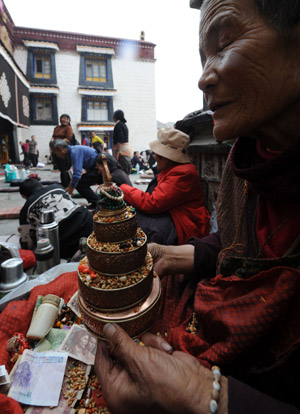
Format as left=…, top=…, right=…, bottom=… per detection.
left=19, top=249, right=36, bottom=270
left=0, top=394, right=23, bottom=414
left=0, top=272, right=78, bottom=372
left=151, top=266, right=300, bottom=371
left=121, top=163, right=210, bottom=244
left=256, top=200, right=300, bottom=258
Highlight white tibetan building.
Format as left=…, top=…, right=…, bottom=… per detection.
left=12, top=25, right=157, bottom=161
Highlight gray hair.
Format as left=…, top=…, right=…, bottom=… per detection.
left=52, top=139, right=68, bottom=151
left=197, top=0, right=300, bottom=33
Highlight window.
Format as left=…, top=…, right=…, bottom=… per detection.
left=79, top=54, right=113, bottom=88
left=35, top=97, right=52, bottom=120
left=86, top=99, right=108, bottom=121
left=33, top=54, right=51, bottom=79
left=29, top=94, right=58, bottom=125
left=26, top=49, right=57, bottom=85
left=85, top=58, right=107, bottom=82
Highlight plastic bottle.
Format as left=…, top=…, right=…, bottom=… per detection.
left=26, top=294, right=61, bottom=341
left=20, top=167, right=27, bottom=180
left=135, top=163, right=140, bottom=173
left=36, top=209, right=60, bottom=266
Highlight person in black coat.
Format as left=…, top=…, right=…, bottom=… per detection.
left=112, top=110, right=132, bottom=174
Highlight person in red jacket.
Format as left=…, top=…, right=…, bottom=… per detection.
left=120, top=128, right=210, bottom=244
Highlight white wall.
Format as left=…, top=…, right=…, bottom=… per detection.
left=112, top=57, right=157, bottom=153
left=14, top=47, right=157, bottom=161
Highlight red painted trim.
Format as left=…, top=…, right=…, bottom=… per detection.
left=13, top=26, right=155, bottom=60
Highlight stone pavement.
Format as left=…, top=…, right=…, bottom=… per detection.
left=0, top=165, right=150, bottom=242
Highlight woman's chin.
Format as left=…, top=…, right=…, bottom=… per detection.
left=213, top=124, right=235, bottom=143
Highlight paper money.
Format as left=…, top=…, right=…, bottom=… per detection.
left=0, top=365, right=10, bottom=385
left=59, top=324, right=97, bottom=365
left=67, top=291, right=81, bottom=318
left=8, top=349, right=68, bottom=406
left=25, top=359, right=91, bottom=414
left=35, top=328, right=69, bottom=352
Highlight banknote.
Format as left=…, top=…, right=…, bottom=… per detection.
left=67, top=291, right=81, bottom=318
left=35, top=328, right=69, bottom=352
left=25, top=359, right=91, bottom=413
left=8, top=349, right=68, bottom=406
left=59, top=324, right=97, bottom=365
left=0, top=365, right=10, bottom=385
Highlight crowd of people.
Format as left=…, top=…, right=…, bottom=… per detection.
left=19, top=135, right=39, bottom=167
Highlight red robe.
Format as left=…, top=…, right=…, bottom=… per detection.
left=121, top=163, right=210, bottom=244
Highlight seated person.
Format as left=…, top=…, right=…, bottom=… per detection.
left=95, top=153, right=132, bottom=188
left=120, top=128, right=210, bottom=245
left=18, top=178, right=93, bottom=258
left=141, top=149, right=158, bottom=175
left=131, top=151, right=147, bottom=171
left=90, top=131, right=104, bottom=152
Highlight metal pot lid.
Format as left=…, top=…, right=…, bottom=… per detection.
left=0, top=272, right=28, bottom=291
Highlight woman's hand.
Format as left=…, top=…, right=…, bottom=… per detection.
left=94, top=323, right=228, bottom=414
left=148, top=243, right=195, bottom=277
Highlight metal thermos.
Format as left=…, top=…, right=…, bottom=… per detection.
left=37, top=208, right=60, bottom=266
left=35, top=238, right=55, bottom=274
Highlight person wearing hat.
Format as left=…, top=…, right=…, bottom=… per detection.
left=120, top=128, right=210, bottom=245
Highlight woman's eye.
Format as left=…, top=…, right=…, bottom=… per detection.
left=218, top=34, right=232, bottom=51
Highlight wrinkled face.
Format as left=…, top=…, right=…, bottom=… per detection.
left=198, top=0, right=300, bottom=143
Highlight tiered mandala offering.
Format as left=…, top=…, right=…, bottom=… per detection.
left=77, top=181, right=161, bottom=339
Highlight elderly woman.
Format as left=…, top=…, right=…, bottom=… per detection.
left=94, top=0, right=300, bottom=413
left=120, top=128, right=210, bottom=244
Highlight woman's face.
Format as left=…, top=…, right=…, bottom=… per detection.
left=79, top=334, right=89, bottom=348
left=198, top=0, right=300, bottom=146
left=60, top=116, right=70, bottom=126
left=153, top=153, right=173, bottom=171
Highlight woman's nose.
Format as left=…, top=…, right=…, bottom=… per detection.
left=198, top=65, right=218, bottom=94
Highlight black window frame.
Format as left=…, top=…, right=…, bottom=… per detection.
left=81, top=96, right=114, bottom=122
left=29, top=93, right=58, bottom=125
